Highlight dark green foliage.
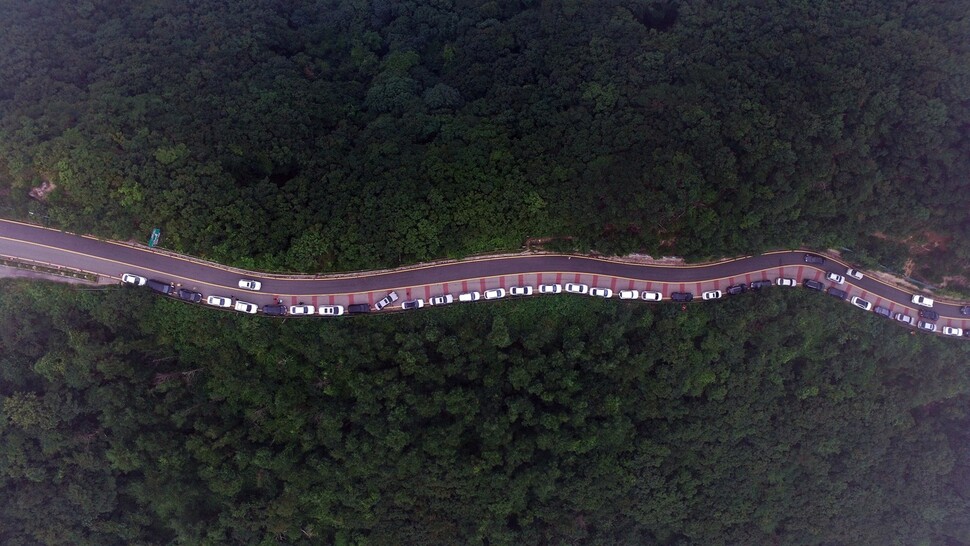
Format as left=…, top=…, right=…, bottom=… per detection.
left=1, top=280, right=969, bottom=544
left=1, top=1, right=968, bottom=271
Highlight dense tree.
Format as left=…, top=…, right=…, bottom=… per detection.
left=0, top=0, right=967, bottom=275
left=0, top=279, right=969, bottom=544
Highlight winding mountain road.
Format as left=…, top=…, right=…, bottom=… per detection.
left=1, top=219, right=968, bottom=331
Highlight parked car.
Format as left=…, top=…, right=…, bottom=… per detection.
left=750, top=280, right=772, bottom=289
left=319, top=305, right=344, bottom=316
left=484, top=288, right=506, bottom=299
left=776, top=278, right=797, bottom=287
left=826, top=287, right=847, bottom=300
left=804, top=254, right=825, bottom=264
left=177, top=288, right=203, bottom=303
left=670, top=292, right=693, bottom=302
left=347, top=303, right=370, bottom=314
left=509, top=286, right=534, bottom=296
left=121, top=273, right=147, bottom=286
left=960, top=305, right=970, bottom=316
left=911, top=294, right=934, bottom=307
left=238, top=279, right=261, bottom=291
left=826, top=272, right=845, bottom=284
left=146, top=279, right=173, bottom=295
left=726, top=284, right=747, bottom=295
left=289, top=304, right=315, bottom=315
left=919, top=309, right=940, bottom=321
left=641, top=291, right=663, bottom=301
left=590, top=287, right=612, bottom=298
left=618, top=290, right=641, bottom=300
left=458, top=291, right=481, bottom=302
left=538, top=284, right=562, bottom=294
left=206, top=295, right=233, bottom=308
left=429, top=295, right=454, bottom=306
left=262, top=304, right=287, bottom=316
left=234, top=300, right=258, bottom=314
left=846, top=269, right=864, bottom=280
left=401, top=299, right=424, bottom=310
left=374, top=291, right=399, bottom=311
left=702, top=290, right=722, bottom=300
left=564, top=283, right=589, bottom=295
left=850, top=296, right=872, bottom=311
left=873, top=306, right=892, bottom=318
left=942, top=326, right=964, bottom=337
left=803, top=279, right=824, bottom=291
left=917, top=321, right=937, bottom=332
left=894, top=312, right=915, bottom=326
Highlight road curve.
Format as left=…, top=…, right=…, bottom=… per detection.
left=1, top=219, right=968, bottom=331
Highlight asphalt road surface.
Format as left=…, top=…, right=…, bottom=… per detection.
left=1, top=219, right=968, bottom=331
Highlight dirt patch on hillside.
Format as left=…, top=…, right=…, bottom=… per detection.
left=28, top=178, right=56, bottom=201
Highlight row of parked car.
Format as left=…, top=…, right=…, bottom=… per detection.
left=801, top=254, right=970, bottom=337
left=123, top=254, right=970, bottom=335
left=121, top=273, right=349, bottom=317
left=394, top=277, right=802, bottom=309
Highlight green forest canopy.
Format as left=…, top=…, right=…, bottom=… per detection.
left=1, top=280, right=969, bottom=544
left=0, top=0, right=968, bottom=273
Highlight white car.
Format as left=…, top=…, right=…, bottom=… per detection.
left=893, top=312, right=914, bottom=326
left=429, top=295, right=454, bottom=306
left=509, top=286, right=534, bottom=296
left=121, top=273, right=147, bottom=286
left=850, top=296, right=872, bottom=311
left=319, top=305, right=344, bottom=316
left=943, top=326, right=964, bottom=337
left=234, top=300, right=258, bottom=314
left=289, top=304, right=315, bottom=315
left=702, top=290, right=722, bottom=300
left=776, top=278, right=797, bottom=287
left=374, top=291, right=400, bottom=311
left=458, top=291, right=481, bottom=302
left=911, top=295, right=934, bottom=308
left=401, top=299, right=425, bottom=310
left=846, top=269, right=863, bottom=280
left=206, top=295, right=233, bottom=308
left=641, top=291, right=663, bottom=301
left=618, top=290, right=641, bottom=300
left=918, top=321, right=937, bottom=332
left=538, top=284, right=562, bottom=294
left=825, top=272, right=845, bottom=284
left=590, top=287, right=612, bottom=298
left=484, top=288, right=506, bottom=300
left=238, top=279, right=262, bottom=291
left=564, top=283, right=589, bottom=295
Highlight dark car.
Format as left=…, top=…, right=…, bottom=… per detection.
left=826, top=287, right=847, bottom=300
left=146, top=279, right=173, bottom=295
left=726, top=284, right=747, bottom=295
left=750, top=280, right=773, bottom=290
left=347, top=303, right=371, bottom=314
left=804, top=254, right=825, bottom=265
left=262, top=304, right=287, bottom=316
left=960, top=306, right=970, bottom=316
left=176, top=288, right=203, bottom=303
left=670, top=292, right=693, bottom=302
left=803, top=279, right=824, bottom=291
left=918, top=308, right=940, bottom=321
left=873, top=306, right=892, bottom=318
